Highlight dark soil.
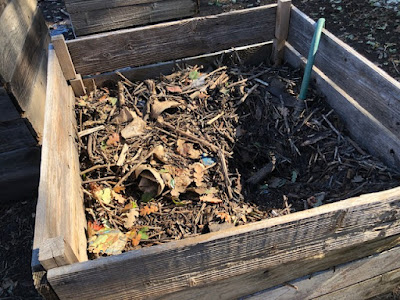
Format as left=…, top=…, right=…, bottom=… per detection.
left=1, top=0, right=399, bottom=298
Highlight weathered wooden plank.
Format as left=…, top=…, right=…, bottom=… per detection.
left=0, top=146, right=40, bottom=202
left=68, top=0, right=197, bottom=36
left=51, top=35, right=77, bottom=81
left=66, top=5, right=277, bottom=75
left=70, top=74, right=86, bottom=96
left=246, top=245, right=400, bottom=299
left=0, top=0, right=37, bottom=83
left=48, top=187, right=400, bottom=299
left=272, top=0, right=291, bottom=64
left=7, top=9, right=49, bottom=137
left=284, top=42, right=400, bottom=169
left=317, top=268, right=400, bottom=299
left=39, top=237, right=79, bottom=270
left=65, top=0, right=182, bottom=12
left=0, top=119, right=36, bottom=153
left=0, top=0, right=11, bottom=16
left=0, top=88, right=19, bottom=122
left=288, top=6, right=400, bottom=137
left=84, top=41, right=272, bottom=87
left=32, top=49, right=87, bottom=275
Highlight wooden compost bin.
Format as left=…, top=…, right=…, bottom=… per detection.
left=33, top=1, right=400, bottom=299
left=64, top=0, right=198, bottom=36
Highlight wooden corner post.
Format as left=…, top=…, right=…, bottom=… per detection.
left=51, top=35, right=86, bottom=96
left=273, top=0, right=291, bottom=65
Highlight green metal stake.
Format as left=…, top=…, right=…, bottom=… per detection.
left=298, top=18, right=326, bottom=100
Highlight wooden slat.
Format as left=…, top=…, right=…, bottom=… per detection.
left=51, top=35, right=77, bottom=81
left=84, top=41, right=272, bottom=87
left=7, top=9, right=49, bottom=137
left=32, top=48, right=87, bottom=275
left=66, top=5, right=277, bottom=75
left=288, top=6, right=400, bottom=137
left=0, top=0, right=37, bottom=83
left=284, top=42, right=400, bottom=169
left=65, top=0, right=183, bottom=12
left=47, top=186, right=400, bottom=299
left=70, top=74, right=86, bottom=96
left=0, top=88, right=19, bottom=122
left=0, top=146, right=40, bottom=202
left=68, top=0, right=197, bottom=36
left=0, top=119, right=36, bottom=153
left=247, top=245, right=400, bottom=299
left=272, top=0, right=291, bottom=64
left=39, top=237, right=79, bottom=270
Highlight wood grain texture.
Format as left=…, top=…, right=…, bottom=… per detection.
left=0, top=0, right=11, bottom=16
left=70, top=74, right=86, bottom=96
left=66, top=5, right=277, bottom=75
left=51, top=35, right=77, bottom=81
left=288, top=6, right=400, bottom=136
left=65, top=0, right=182, bottom=12
left=84, top=42, right=272, bottom=87
left=33, top=49, right=87, bottom=273
left=0, top=88, right=19, bottom=122
left=48, top=187, right=400, bottom=299
left=0, top=0, right=37, bottom=83
left=7, top=9, right=49, bottom=137
left=284, top=43, right=400, bottom=169
left=0, top=146, right=40, bottom=202
left=0, top=119, right=36, bottom=153
left=68, top=0, right=197, bottom=36
left=32, top=270, right=59, bottom=300
left=39, top=237, right=79, bottom=270
left=246, top=245, right=400, bottom=299
left=272, top=0, right=291, bottom=65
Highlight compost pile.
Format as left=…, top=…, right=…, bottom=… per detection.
left=75, top=63, right=399, bottom=258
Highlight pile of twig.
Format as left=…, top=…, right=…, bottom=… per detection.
left=75, top=63, right=399, bottom=257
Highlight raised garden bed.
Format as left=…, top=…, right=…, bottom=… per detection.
left=32, top=1, right=400, bottom=299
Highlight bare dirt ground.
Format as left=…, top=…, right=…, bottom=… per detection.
left=1, top=0, right=399, bottom=298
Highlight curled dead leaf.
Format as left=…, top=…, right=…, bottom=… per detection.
left=216, top=212, right=231, bottom=223
left=121, top=112, right=146, bottom=139
left=124, top=208, right=139, bottom=229
left=166, top=85, right=182, bottom=93
left=151, top=99, right=181, bottom=119
left=139, top=204, right=158, bottom=216
left=112, top=107, right=135, bottom=124
left=153, top=145, right=166, bottom=162
left=134, top=165, right=165, bottom=196
left=200, top=194, right=222, bottom=204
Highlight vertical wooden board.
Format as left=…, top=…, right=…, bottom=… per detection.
left=0, top=0, right=37, bottom=83
left=287, top=6, right=400, bottom=136
left=66, top=5, right=277, bottom=75
left=246, top=245, right=400, bottom=299
left=0, top=88, right=19, bottom=122
left=284, top=43, right=400, bottom=169
left=8, top=9, right=49, bottom=137
left=33, top=48, right=87, bottom=273
left=0, top=146, right=40, bottom=202
left=47, top=187, right=400, bottom=299
left=51, top=35, right=77, bottom=81
left=0, top=119, right=36, bottom=153
left=70, top=0, right=197, bottom=36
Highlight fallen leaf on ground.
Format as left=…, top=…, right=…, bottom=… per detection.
left=135, top=165, right=165, bottom=196
left=87, top=221, right=104, bottom=238
left=112, top=107, right=135, bottom=124
left=88, top=228, right=127, bottom=255
left=124, top=208, right=139, bottom=229
left=121, top=113, right=146, bottom=138
left=166, top=86, right=182, bottom=93
left=112, top=191, right=126, bottom=204
left=113, top=185, right=125, bottom=193
left=153, top=145, right=166, bottom=162
left=216, top=212, right=231, bottom=223
left=107, top=133, right=120, bottom=146
left=139, top=204, right=158, bottom=216
left=151, top=99, right=181, bottom=119
left=200, top=194, right=222, bottom=204
left=176, top=139, right=201, bottom=159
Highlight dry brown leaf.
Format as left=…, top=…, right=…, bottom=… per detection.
left=200, top=194, right=222, bottom=204
left=121, top=113, right=146, bottom=139
left=176, top=139, right=201, bottom=159
left=135, top=165, right=165, bottom=196
left=193, top=186, right=218, bottom=195
left=112, top=191, right=126, bottom=204
left=139, top=204, right=158, bottom=216
left=107, top=133, right=120, bottom=146
left=124, top=208, right=139, bottom=229
left=127, top=230, right=142, bottom=246
left=153, top=145, right=166, bottom=162
left=216, top=212, right=231, bottom=223
left=112, top=107, right=135, bottom=124
left=113, top=185, right=125, bottom=193
left=191, top=162, right=205, bottom=187
left=151, top=99, right=181, bottom=119
left=166, top=85, right=183, bottom=93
